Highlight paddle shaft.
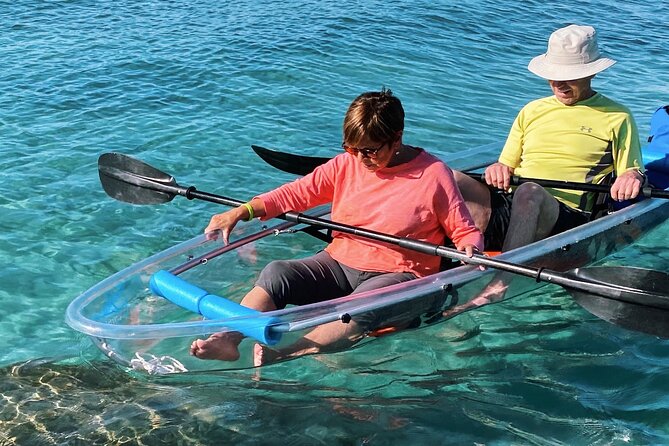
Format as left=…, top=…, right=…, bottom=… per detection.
left=135, top=178, right=646, bottom=304
left=465, top=172, right=669, bottom=199
left=251, top=145, right=669, bottom=199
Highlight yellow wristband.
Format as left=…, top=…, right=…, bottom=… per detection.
left=242, top=202, right=254, bottom=221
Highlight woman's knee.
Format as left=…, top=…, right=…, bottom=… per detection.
left=259, top=260, right=294, bottom=280
left=255, top=260, right=298, bottom=307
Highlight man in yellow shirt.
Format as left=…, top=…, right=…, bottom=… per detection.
left=456, top=24, right=645, bottom=252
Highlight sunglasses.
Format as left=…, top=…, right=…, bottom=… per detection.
left=341, top=142, right=386, bottom=158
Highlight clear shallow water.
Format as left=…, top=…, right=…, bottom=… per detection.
left=1, top=1, right=669, bottom=444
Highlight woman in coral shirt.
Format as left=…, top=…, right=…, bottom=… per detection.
left=191, top=89, right=483, bottom=365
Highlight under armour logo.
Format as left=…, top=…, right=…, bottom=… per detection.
left=580, top=126, right=593, bottom=133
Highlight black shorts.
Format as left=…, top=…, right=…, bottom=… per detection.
left=550, top=201, right=590, bottom=235
left=483, top=189, right=589, bottom=251
left=483, top=190, right=513, bottom=251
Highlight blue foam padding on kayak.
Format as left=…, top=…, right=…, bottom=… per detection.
left=644, top=145, right=669, bottom=189
left=149, top=270, right=281, bottom=345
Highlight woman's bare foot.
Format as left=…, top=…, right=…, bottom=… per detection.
left=190, top=332, right=243, bottom=361
left=253, top=343, right=282, bottom=367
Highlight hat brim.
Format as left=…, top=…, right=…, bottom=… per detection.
left=528, top=54, right=616, bottom=81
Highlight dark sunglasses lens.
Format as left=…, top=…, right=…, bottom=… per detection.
left=342, top=143, right=384, bottom=157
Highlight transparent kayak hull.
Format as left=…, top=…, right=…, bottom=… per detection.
left=66, top=143, right=669, bottom=374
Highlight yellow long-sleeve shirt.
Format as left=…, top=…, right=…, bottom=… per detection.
left=499, top=93, right=642, bottom=211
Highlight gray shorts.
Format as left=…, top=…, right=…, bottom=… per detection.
left=256, top=250, right=417, bottom=308
left=256, top=251, right=426, bottom=329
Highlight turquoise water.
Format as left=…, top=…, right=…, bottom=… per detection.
left=1, top=0, right=669, bottom=444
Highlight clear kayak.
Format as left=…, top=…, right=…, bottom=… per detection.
left=65, top=142, right=669, bottom=374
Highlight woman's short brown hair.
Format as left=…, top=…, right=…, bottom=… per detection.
left=342, top=89, right=404, bottom=147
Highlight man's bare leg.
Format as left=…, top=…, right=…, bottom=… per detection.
left=453, top=170, right=493, bottom=235
left=444, top=181, right=560, bottom=317
left=502, top=182, right=560, bottom=251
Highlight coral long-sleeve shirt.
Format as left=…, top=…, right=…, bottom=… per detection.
left=258, top=148, right=483, bottom=277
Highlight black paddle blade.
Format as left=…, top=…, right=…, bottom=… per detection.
left=98, top=153, right=178, bottom=205
left=251, top=145, right=330, bottom=176
left=569, top=266, right=669, bottom=338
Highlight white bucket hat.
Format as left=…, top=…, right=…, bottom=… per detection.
left=528, top=25, right=616, bottom=81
